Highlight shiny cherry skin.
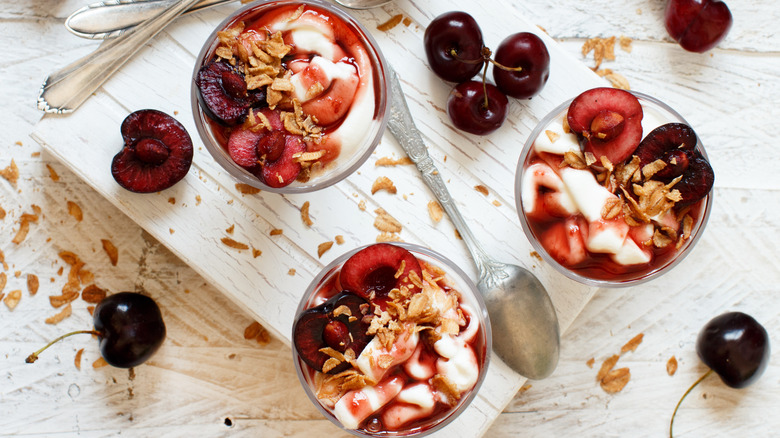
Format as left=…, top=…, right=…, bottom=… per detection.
left=424, top=11, right=484, bottom=82
left=93, top=292, right=167, bottom=368
left=696, top=312, right=769, bottom=388
left=665, top=0, right=733, bottom=53
left=492, top=32, right=550, bottom=99
left=447, top=81, right=508, bottom=135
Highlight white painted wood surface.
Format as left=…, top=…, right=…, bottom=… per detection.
left=2, top=0, right=779, bottom=437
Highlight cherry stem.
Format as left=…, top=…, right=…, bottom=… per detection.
left=669, top=368, right=714, bottom=438
left=448, top=48, right=484, bottom=65
left=25, top=330, right=100, bottom=364
left=481, top=60, right=489, bottom=108
left=487, top=57, right=523, bottom=72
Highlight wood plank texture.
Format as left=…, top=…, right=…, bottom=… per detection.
left=2, top=0, right=779, bottom=437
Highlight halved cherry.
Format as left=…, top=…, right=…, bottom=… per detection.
left=340, top=244, right=423, bottom=300
left=293, top=292, right=371, bottom=373
left=258, top=134, right=305, bottom=188
left=567, top=88, right=643, bottom=165
left=195, top=61, right=266, bottom=126
left=539, top=217, right=589, bottom=267
left=634, top=123, right=714, bottom=205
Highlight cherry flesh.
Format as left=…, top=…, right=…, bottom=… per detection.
left=26, top=292, right=166, bottom=369
left=665, top=0, right=733, bottom=53
left=492, top=32, right=550, bottom=99
left=447, top=80, right=508, bottom=136
left=424, top=11, right=484, bottom=83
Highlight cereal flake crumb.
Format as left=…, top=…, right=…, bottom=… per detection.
left=377, top=14, right=404, bottom=32
left=621, top=333, right=644, bottom=354
left=0, top=160, right=19, bottom=186
left=101, top=239, right=119, bottom=266
left=586, top=357, right=595, bottom=368
left=427, top=201, right=443, bottom=223
left=46, top=303, right=73, bottom=324
left=371, top=176, right=397, bottom=195
left=67, top=201, right=83, bottom=221
left=27, top=274, right=39, bottom=296
left=375, top=156, right=413, bottom=167
left=221, top=237, right=249, bottom=250
left=474, top=185, right=489, bottom=196
left=46, top=164, right=60, bottom=181
left=335, top=235, right=345, bottom=245
left=301, top=201, right=313, bottom=227
left=4, top=289, right=21, bottom=310
left=318, top=241, right=334, bottom=258
left=667, top=356, right=678, bottom=376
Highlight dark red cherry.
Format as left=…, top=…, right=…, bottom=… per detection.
left=665, top=0, right=733, bottom=53
left=340, top=243, right=423, bottom=299
left=424, top=11, right=484, bottom=83
left=196, top=61, right=266, bottom=126
left=492, top=32, right=550, bottom=99
left=26, top=292, right=166, bottom=369
left=696, top=312, right=770, bottom=388
left=111, top=109, right=193, bottom=193
left=447, top=81, right=508, bottom=135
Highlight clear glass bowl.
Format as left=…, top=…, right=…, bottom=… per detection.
left=191, top=0, right=389, bottom=193
left=292, top=243, right=492, bottom=437
left=515, top=90, right=713, bottom=287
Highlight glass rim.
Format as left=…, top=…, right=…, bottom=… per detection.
left=292, top=242, right=492, bottom=437
left=190, top=0, right=390, bottom=194
left=514, top=89, right=714, bottom=288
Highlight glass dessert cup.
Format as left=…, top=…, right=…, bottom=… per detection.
left=515, top=91, right=713, bottom=287
left=292, top=243, right=492, bottom=437
left=191, top=0, right=389, bottom=193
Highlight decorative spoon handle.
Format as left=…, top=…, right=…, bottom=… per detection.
left=38, top=0, right=203, bottom=114
left=65, top=0, right=233, bottom=40
left=386, top=67, right=494, bottom=275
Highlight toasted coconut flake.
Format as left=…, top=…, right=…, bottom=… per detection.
left=667, top=356, right=678, bottom=376
left=432, top=374, right=461, bottom=405
left=27, top=274, right=39, bottom=296
left=602, top=197, right=624, bottom=220
left=621, top=333, right=644, bottom=353
left=252, top=248, right=263, bottom=258
left=371, top=176, right=397, bottom=195
left=261, top=31, right=291, bottom=58
left=0, top=159, right=19, bottom=186
left=266, top=87, right=283, bottom=108
left=601, top=367, right=631, bottom=393
left=375, top=156, right=413, bottom=166
left=586, top=358, right=595, bottom=368
left=652, top=229, right=674, bottom=248
left=50, top=290, right=79, bottom=308
left=333, top=305, right=352, bottom=318
left=545, top=130, right=560, bottom=143
left=474, top=185, right=489, bottom=196
left=221, top=237, right=249, bottom=250
left=642, top=159, right=667, bottom=180
left=100, top=239, right=118, bottom=266
left=45, top=303, right=73, bottom=324
left=305, top=82, right=325, bottom=100
left=377, top=14, right=404, bottom=31
left=597, top=354, right=620, bottom=381
left=0, top=272, right=6, bottom=293
left=301, top=201, right=314, bottom=227
left=564, top=150, right=588, bottom=169
left=581, top=36, right=616, bottom=69
left=12, top=219, right=31, bottom=245
left=374, top=208, right=403, bottom=233
left=335, top=235, right=345, bottom=245
left=428, top=201, right=444, bottom=223
left=318, top=241, right=334, bottom=258
left=92, top=357, right=108, bottom=368
left=46, top=164, right=60, bottom=181
left=82, top=284, right=107, bottom=304
left=4, top=289, right=21, bottom=310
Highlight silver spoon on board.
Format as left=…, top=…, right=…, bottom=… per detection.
left=386, top=68, right=560, bottom=379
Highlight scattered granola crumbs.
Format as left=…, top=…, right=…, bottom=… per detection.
left=600, top=367, right=630, bottom=393
left=252, top=248, right=262, bottom=258
left=474, top=185, right=489, bottom=196
left=222, top=237, right=249, bottom=250
left=621, top=333, right=644, bottom=353
left=318, top=241, right=334, bottom=258
left=75, top=348, right=84, bottom=371
left=82, top=284, right=107, bottom=304
left=376, top=232, right=403, bottom=243
left=270, top=229, right=283, bottom=236
left=377, top=14, right=404, bottom=32
left=236, top=183, right=262, bottom=195
left=101, top=239, right=119, bottom=266
left=371, top=176, right=397, bottom=195
left=619, top=35, right=633, bottom=52
left=45, top=303, right=73, bottom=324
left=581, top=36, right=616, bottom=69
left=195, top=195, right=202, bottom=206
left=374, top=208, right=402, bottom=233
left=596, top=354, right=620, bottom=381
left=358, top=200, right=367, bottom=211
left=67, top=201, right=83, bottom=221
left=530, top=251, right=542, bottom=261
left=428, top=201, right=443, bottom=223
left=288, top=268, right=296, bottom=276
left=92, top=357, right=108, bottom=368
left=0, top=159, right=19, bottom=186
left=667, top=356, right=678, bottom=376
left=586, top=357, right=595, bottom=368
left=492, top=200, right=502, bottom=207
left=226, top=224, right=235, bottom=234
left=46, top=164, right=60, bottom=181
left=375, top=156, right=413, bottom=166
left=4, top=289, right=21, bottom=310
left=168, top=197, right=176, bottom=205
left=27, top=274, right=39, bottom=296
left=335, top=235, right=345, bottom=245
left=301, top=201, right=313, bottom=227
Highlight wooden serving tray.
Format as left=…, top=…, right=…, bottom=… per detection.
left=32, top=0, right=606, bottom=435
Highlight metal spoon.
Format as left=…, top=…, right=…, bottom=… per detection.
left=387, top=68, right=560, bottom=379
left=333, top=0, right=392, bottom=9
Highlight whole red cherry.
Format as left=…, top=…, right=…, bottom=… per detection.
left=664, top=0, right=733, bottom=53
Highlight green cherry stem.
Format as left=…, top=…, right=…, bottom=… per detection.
left=669, top=368, right=714, bottom=438
left=26, top=330, right=100, bottom=363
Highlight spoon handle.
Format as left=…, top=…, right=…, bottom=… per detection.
left=386, top=68, right=494, bottom=274
left=38, top=0, right=203, bottom=114
left=65, top=0, right=234, bottom=40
